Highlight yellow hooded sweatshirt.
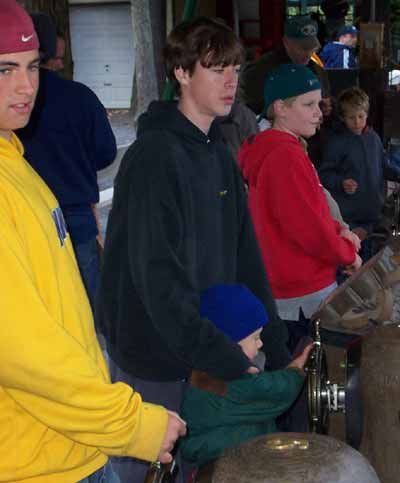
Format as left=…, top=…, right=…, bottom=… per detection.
left=0, top=134, right=168, bottom=483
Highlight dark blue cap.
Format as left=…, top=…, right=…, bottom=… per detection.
left=285, top=15, right=320, bottom=49
left=337, top=25, right=358, bottom=37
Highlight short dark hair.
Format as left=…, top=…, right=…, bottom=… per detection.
left=164, top=17, right=244, bottom=95
left=338, top=87, right=369, bottom=116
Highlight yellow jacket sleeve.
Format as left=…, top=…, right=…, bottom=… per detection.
left=0, top=201, right=168, bottom=463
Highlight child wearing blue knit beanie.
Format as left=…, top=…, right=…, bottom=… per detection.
left=180, top=284, right=312, bottom=467
left=199, top=283, right=268, bottom=361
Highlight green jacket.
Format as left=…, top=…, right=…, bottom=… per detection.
left=180, top=368, right=304, bottom=465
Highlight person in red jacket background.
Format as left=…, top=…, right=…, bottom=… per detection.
left=238, top=64, right=361, bottom=356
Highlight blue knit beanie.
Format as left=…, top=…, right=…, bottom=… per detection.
left=260, top=64, right=321, bottom=119
left=200, top=284, right=269, bottom=342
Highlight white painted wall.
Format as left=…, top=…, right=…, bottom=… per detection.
left=70, top=4, right=135, bottom=108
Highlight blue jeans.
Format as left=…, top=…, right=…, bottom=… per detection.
left=72, top=237, right=100, bottom=314
left=77, top=461, right=120, bottom=483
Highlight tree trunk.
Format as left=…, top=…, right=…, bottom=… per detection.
left=150, top=0, right=167, bottom=99
left=130, top=0, right=162, bottom=121
left=18, top=0, right=73, bottom=80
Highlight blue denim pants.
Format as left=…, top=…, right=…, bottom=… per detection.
left=72, top=236, right=100, bottom=314
left=77, top=461, right=120, bottom=483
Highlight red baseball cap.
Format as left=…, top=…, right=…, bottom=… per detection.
left=0, top=0, right=39, bottom=55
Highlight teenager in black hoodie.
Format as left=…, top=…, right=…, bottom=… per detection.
left=97, top=17, right=290, bottom=483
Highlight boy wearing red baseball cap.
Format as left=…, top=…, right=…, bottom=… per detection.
left=0, top=2, right=185, bottom=482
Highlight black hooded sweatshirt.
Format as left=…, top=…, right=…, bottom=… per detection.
left=97, top=101, right=289, bottom=381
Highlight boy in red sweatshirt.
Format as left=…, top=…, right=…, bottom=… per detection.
left=238, top=64, right=361, bottom=355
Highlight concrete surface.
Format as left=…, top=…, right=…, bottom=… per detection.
left=98, top=109, right=136, bottom=237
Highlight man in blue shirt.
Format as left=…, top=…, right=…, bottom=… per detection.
left=18, top=14, right=116, bottom=313
left=320, top=25, right=358, bottom=69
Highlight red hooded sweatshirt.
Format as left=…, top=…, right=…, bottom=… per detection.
left=238, top=129, right=356, bottom=299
